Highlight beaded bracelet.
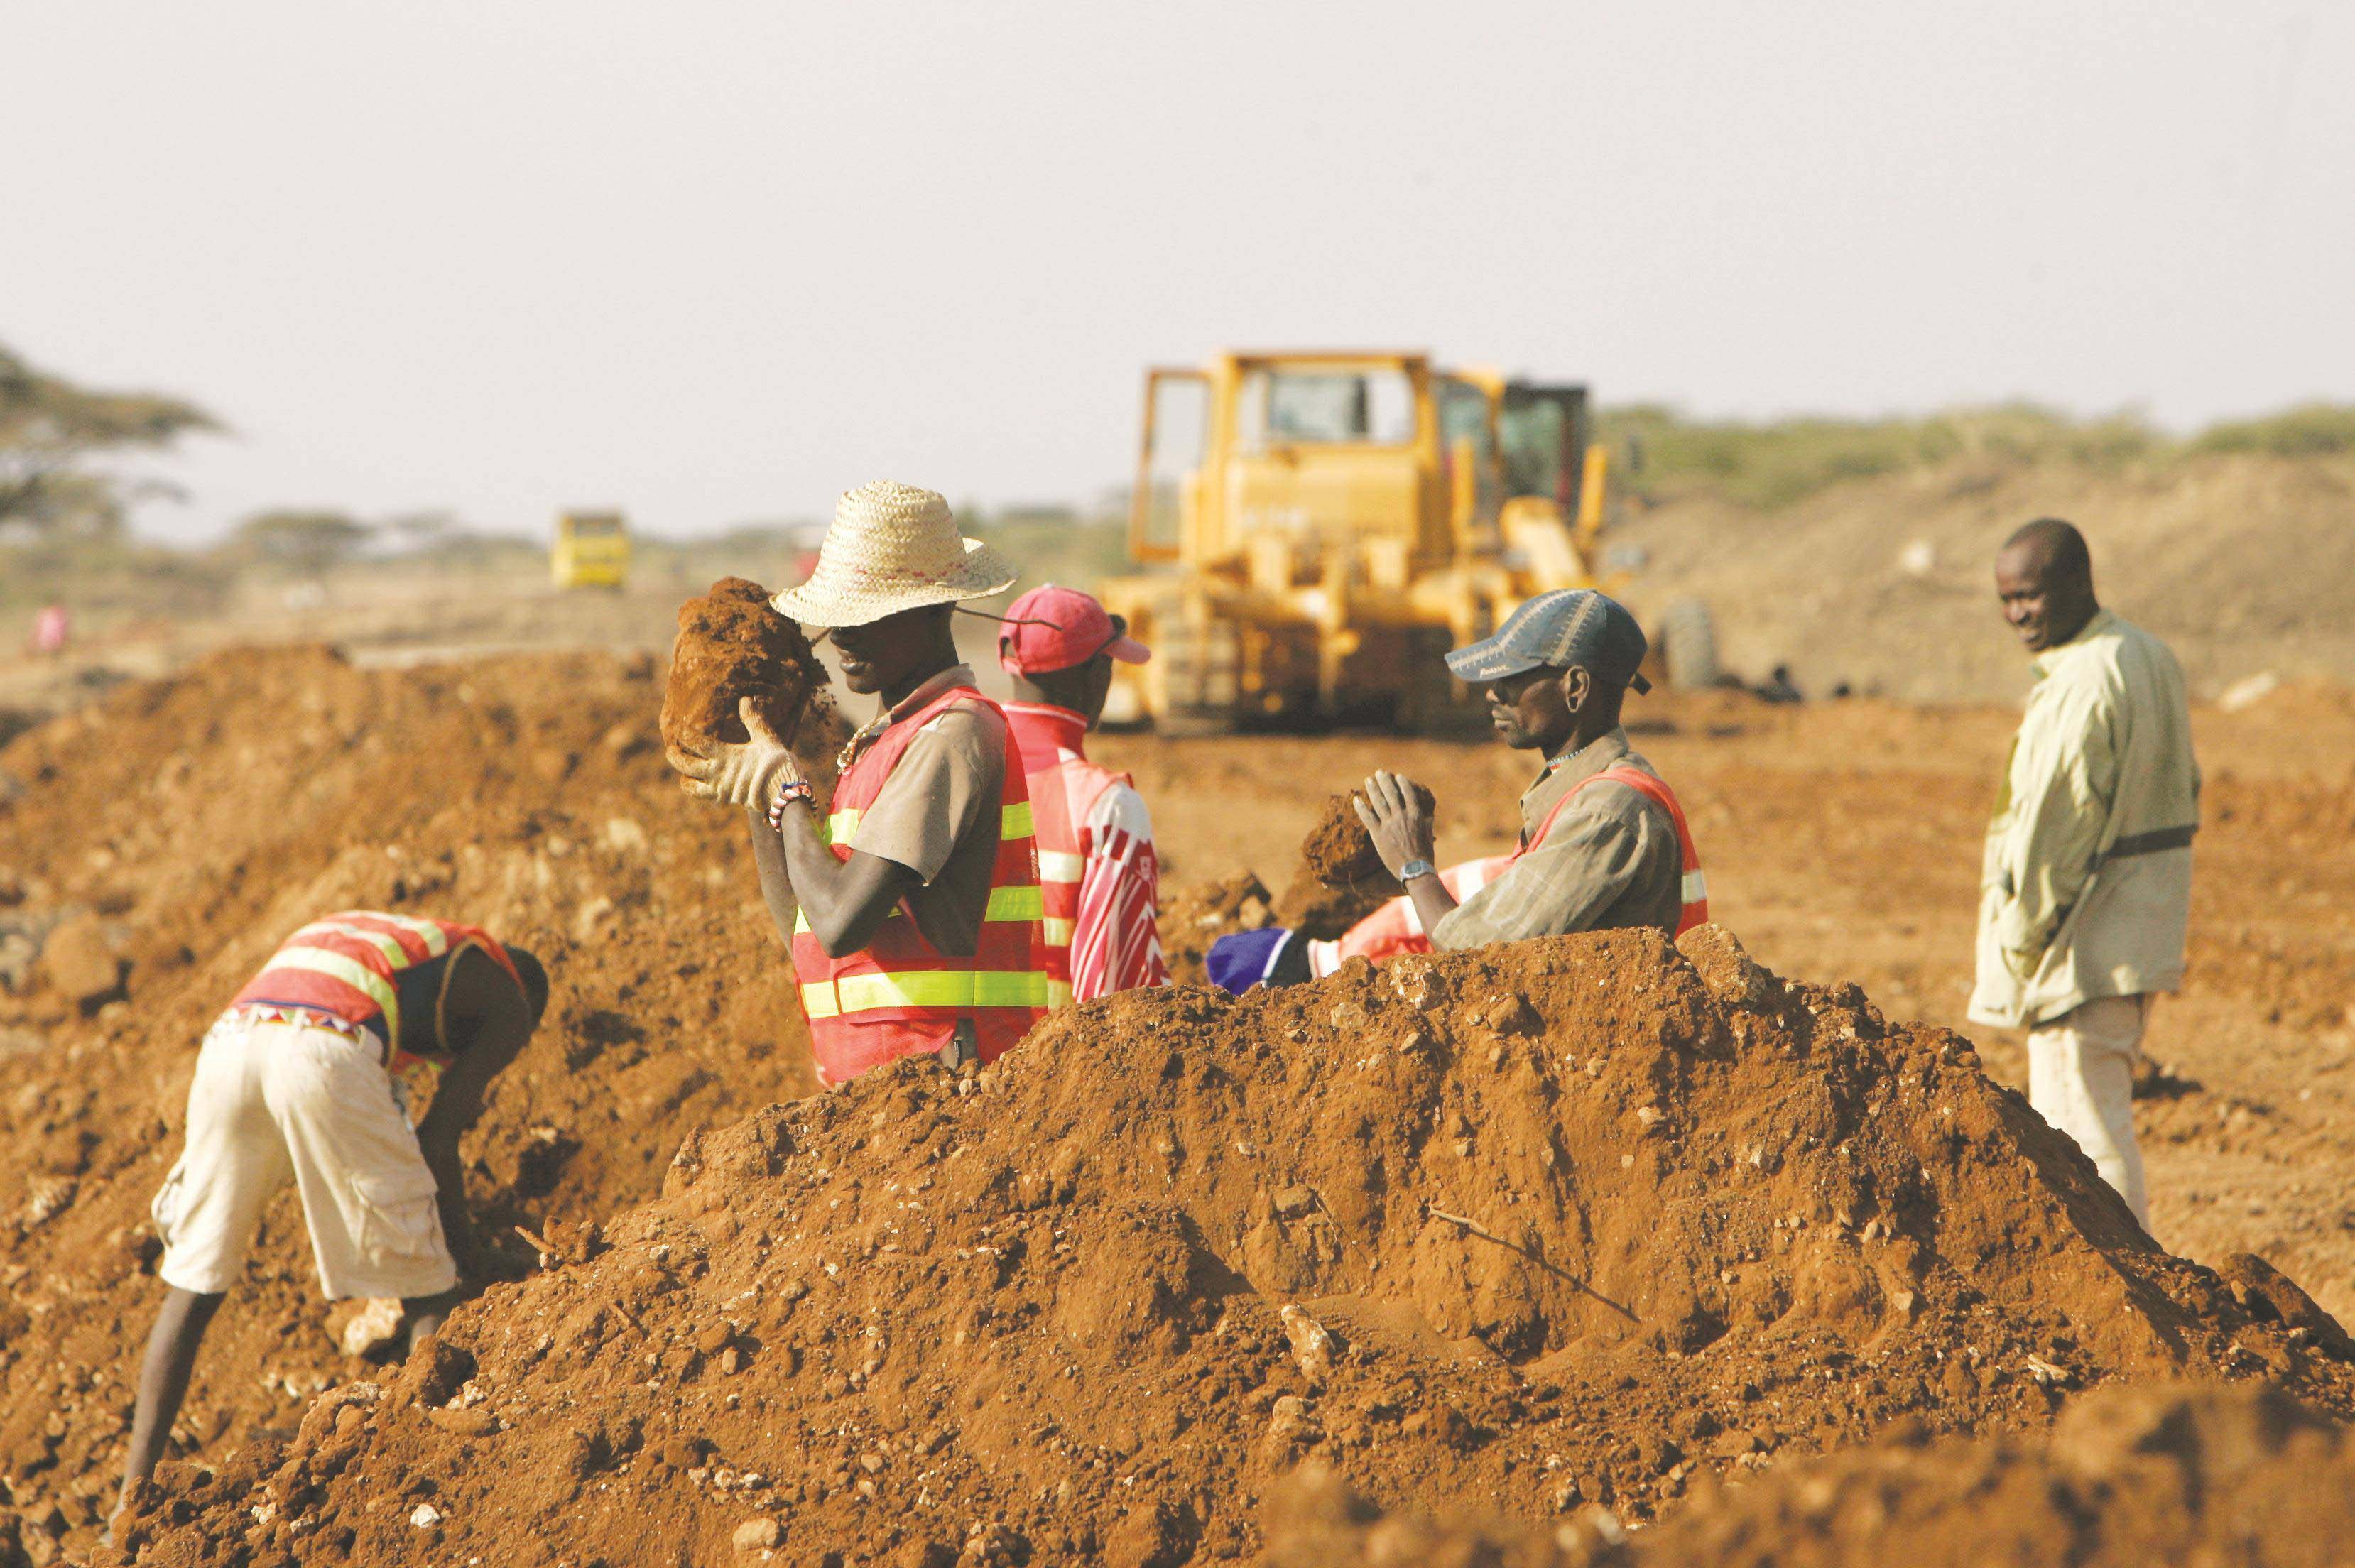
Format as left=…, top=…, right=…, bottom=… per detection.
left=766, top=775, right=816, bottom=831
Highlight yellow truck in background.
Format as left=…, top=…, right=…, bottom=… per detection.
left=1099, top=351, right=1713, bottom=731
left=552, top=510, right=631, bottom=589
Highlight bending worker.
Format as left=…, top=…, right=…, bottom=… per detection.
left=998, top=584, right=1170, bottom=1005
left=117, top=911, right=547, bottom=1520
left=1969, top=518, right=2197, bottom=1230
left=670, top=480, right=1049, bottom=1083
left=1210, top=589, right=1707, bottom=991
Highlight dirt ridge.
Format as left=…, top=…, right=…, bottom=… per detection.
left=109, top=923, right=2355, bottom=1567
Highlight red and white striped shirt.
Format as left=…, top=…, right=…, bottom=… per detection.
left=1068, top=780, right=1168, bottom=1002
left=1004, top=702, right=1170, bottom=1004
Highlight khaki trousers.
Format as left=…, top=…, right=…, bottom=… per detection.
left=2027, top=993, right=2149, bottom=1228
left=153, top=1011, right=456, bottom=1300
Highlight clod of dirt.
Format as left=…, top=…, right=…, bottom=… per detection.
left=33, top=910, right=124, bottom=1007
left=1300, top=785, right=1435, bottom=887
left=1156, top=869, right=1276, bottom=984
left=660, top=577, right=839, bottom=766
left=1273, top=869, right=1394, bottom=943
left=2213, top=1251, right=2355, bottom=1359
left=124, top=924, right=2355, bottom=1568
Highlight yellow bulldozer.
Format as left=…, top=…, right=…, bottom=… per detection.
left=1098, top=350, right=1713, bottom=731
left=551, top=509, right=631, bottom=590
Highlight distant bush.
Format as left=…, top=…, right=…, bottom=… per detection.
left=1598, top=403, right=2167, bottom=510
left=2192, top=403, right=2355, bottom=459
left=0, top=533, right=237, bottom=619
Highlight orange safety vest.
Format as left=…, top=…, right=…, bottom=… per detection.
left=1332, top=764, right=1709, bottom=964
left=790, top=685, right=1048, bottom=1084
left=1004, top=702, right=1130, bottom=1011
left=230, top=912, right=523, bottom=1103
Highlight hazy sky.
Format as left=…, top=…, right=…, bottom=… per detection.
left=4, top=1, right=2348, bottom=543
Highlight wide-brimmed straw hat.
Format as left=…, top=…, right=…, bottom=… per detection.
left=771, top=481, right=1018, bottom=628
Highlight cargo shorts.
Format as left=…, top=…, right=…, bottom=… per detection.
left=151, top=1011, right=458, bottom=1300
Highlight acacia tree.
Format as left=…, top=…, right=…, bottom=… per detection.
left=0, top=342, right=217, bottom=538
left=234, top=509, right=374, bottom=575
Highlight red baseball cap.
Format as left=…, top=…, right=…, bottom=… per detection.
left=997, top=584, right=1151, bottom=675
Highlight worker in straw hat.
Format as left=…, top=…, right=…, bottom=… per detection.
left=668, top=481, right=1050, bottom=1084
left=1209, top=589, right=1709, bottom=992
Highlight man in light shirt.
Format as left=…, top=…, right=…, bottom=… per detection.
left=998, top=585, right=1170, bottom=1005
left=1206, top=589, right=1707, bottom=993
left=1969, top=518, right=2199, bottom=1229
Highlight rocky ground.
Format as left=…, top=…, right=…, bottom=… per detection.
left=0, top=632, right=2349, bottom=1565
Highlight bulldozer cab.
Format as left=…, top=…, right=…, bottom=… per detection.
left=1498, top=382, right=1592, bottom=513
left=1133, top=353, right=1451, bottom=587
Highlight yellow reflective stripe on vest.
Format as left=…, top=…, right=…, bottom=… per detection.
left=795, top=883, right=1043, bottom=937
left=822, top=808, right=861, bottom=846
left=271, top=946, right=401, bottom=1038
left=1037, top=849, right=1085, bottom=883
left=1046, top=978, right=1074, bottom=1009
left=1682, top=871, right=1709, bottom=903
left=1000, top=800, right=1033, bottom=840
left=800, top=969, right=1048, bottom=1019
left=1041, top=916, right=1075, bottom=947
left=986, top=884, right=1044, bottom=922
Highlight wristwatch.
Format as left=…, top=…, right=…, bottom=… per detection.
left=1399, top=859, right=1437, bottom=883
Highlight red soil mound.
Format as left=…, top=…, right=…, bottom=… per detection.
left=114, top=925, right=2353, bottom=1567
left=0, top=647, right=821, bottom=1551
left=658, top=576, right=837, bottom=761
left=1268, top=1381, right=2355, bottom=1567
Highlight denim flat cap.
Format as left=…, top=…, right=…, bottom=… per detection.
left=1444, top=588, right=1653, bottom=693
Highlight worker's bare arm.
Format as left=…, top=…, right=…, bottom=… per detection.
left=770, top=801, right=921, bottom=958
left=1401, top=869, right=1460, bottom=932
left=674, top=698, right=908, bottom=949
left=744, top=807, right=803, bottom=949
left=414, top=954, right=536, bottom=1275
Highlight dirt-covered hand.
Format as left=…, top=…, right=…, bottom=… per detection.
left=1351, top=770, right=1437, bottom=879
left=665, top=696, right=803, bottom=807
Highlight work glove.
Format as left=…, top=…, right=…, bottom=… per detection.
left=667, top=696, right=804, bottom=810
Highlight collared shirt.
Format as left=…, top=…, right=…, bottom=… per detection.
left=841, top=664, right=1008, bottom=958
left=1968, top=609, right=2199, bottom=1028
left=1427, top=726, right=1685, bottom=949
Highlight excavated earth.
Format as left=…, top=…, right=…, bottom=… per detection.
left=1, top=646, right=2351, bottom=1567
left=103, top=922, right=2355, bottom=1566
left=1266, top=1379, right=2355, bottom=1567
left=0, top=646, right=844, bottom=1558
